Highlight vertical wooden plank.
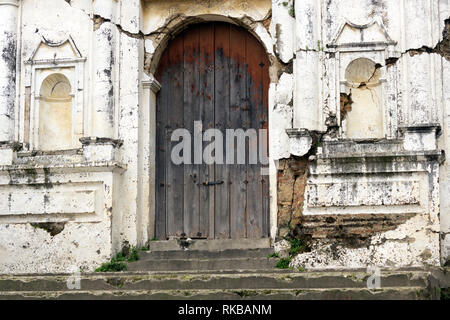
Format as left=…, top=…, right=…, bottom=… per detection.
left=155, top=47, right=169, bottom=239
left=214, top=22, right=231, bottom=239
left=183, top=25, right=201, bottom=238
left=199, top=23, right=215, bottom=239
left=229, top=25, right=248, bottom=239
left=245, top=33, right=264, bottom=238
left=166, top=35, right=185, bottom=237
left=261, top=46, right=271, bottom=237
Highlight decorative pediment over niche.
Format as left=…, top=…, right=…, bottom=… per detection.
left=329, top=18, right=396, bottom=48
left=27, top=36, right=83, bottom=63
left=23, top=35, right=86, bottom=151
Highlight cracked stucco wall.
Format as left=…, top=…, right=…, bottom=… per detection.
left=273, top=0, right=448, bottom=269
left=0, top=0, right=290, bottom=274
left=438, top=16, right=450, bottom=266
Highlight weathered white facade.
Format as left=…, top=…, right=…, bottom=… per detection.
left=0, top=0, right=449, bottom=273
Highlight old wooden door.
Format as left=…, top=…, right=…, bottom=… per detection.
left=155, top=22, right=270, bottom=240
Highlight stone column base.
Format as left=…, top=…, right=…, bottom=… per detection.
left=0, top=142, right=21, bottom=166
left=399, top=124, right=441, bottom=152
left=80, top=137, right=123, bottom=162
left=286, top=128, right=313, bottom=157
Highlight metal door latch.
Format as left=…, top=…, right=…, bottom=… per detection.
left=203, top=180, right=224, bottom=186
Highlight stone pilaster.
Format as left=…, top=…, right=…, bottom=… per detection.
left=0, top=0, right=19, bottom=165
left=91, top=0, right=118, bottom=139
left=0, top=0, right=18, bottom=141
left=293, top=0, right=322, bottom=131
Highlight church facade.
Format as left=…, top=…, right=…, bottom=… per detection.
left=0, top=0, right=449, bottom=273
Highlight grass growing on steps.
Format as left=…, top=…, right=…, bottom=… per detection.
left=95, top=254, right=127, bottom=272
left=276, top=258, right=292, bottom=269
left=276, top=238, right=309, bottom=270
left=289, top=238, right=308, bottom=256
left=95, top=246, right=142, bottom=272
left=127, top=246, right=140, bottom=263
left=440, top=288, right=450, bottom=300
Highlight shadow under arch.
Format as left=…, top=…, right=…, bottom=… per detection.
left=146, top=14, right=274, bottom=75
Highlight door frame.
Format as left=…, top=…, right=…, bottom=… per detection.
left=140, top=16, right=279, bottom=243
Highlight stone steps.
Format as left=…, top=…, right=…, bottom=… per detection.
left=0, top=270, right=435, bottom=300
left=0, top=245, right=445, bottom=300
left=148, top=238, right=271, bottom=252
left=0, top=287, right=430, bottom=300
left=140, top=248, right=275, bottom=260
left=127, top=257, right=279, bottom=272
left=127, top=247, right=278, bottom=272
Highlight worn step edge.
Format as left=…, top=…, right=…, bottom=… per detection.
left=149, top=239, right=271, bottom=252
left=0, top=287, right=431, bottom=300
left=140, top=248, right=275, bottom=260
left=0, top=271, right=430, bottom=292
left=126, top=257, right=278, bottom=272
left=0, top=270, right=430, bottom=279
left=1, top=266, right=431, bottom=276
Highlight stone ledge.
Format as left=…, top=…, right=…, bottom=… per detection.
left=17, top=149, right=83, bottom=157
left=313, top=150, right=443, bottom=162
left=79, top=137, right=123, bottom=147
left=319, top=139, right=405, bottom=155
left=0, top=161, right=126, bottom=173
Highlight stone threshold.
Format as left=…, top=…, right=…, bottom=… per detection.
left=149, top=238, right=272, bottom=252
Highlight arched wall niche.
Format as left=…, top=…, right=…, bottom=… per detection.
left=38, top=73, right=74, bottom=151
left=23, top=36, right=86, bottom=152
left=342, top=58, right=384, bottom=139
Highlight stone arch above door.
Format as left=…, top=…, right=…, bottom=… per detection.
left=143, top=12, right=274, bottom=77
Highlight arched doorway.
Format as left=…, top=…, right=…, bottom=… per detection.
left=155, top=22, right=270, bottom=240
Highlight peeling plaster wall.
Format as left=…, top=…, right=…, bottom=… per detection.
left=0, top=0, right=129, bottom=274
left=438, top=4, right=450, bottom=265
left=283, top=0, right=448, bottom=268
left=0, top=1, right=18, bottom=143
left=0, top=160, right=121, bottom=274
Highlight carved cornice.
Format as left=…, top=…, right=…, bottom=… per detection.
left=0, top=0, right=19, bottom=7
left=142, top=73, right=161, bottom=93
left=80, top=137, right=123, bottom=148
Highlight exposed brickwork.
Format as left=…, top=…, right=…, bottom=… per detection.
left=340, top=92, right=353, bottom=120
left=277, top=157, right=417, bottom=248
left=293, top=213, right=417, bottom=248
left=277, top=156, right=309, bottom=238
left=436, top=18, right=450, bottom=60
